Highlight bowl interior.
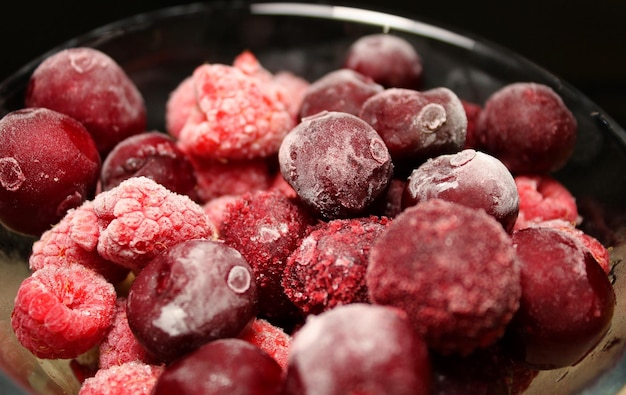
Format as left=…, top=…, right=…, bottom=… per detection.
left=1, top=2, right=626, bottom=394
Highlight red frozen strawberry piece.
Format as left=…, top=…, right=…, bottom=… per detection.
left=92, top=176, right=217, bottom=273
left=11, top=263, right=116, bottom=359
left=79, top=362, right=163, bottom=395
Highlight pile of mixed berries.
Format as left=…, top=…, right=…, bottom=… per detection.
left=0, top=32, right=615, bottom=394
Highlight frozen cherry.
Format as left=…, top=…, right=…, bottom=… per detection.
left=279, top=111, right=393, bottom=219
left=126, top=239, right=257, bottom=362
left=402, top=149, right=520, bottom=232
left=474, top=82, right=577, bottom=173
left=359, top=87, right=467, bottom=172
left=343, top=33, right=423, bottom=89
left=100, top=131, right=199, bottom=201
left=0, top=108, right=100, bottom=236
left=25, top=47, right=147, bottom=156
left=153, top=338, right=283, bottom=395
left=505, top=226, right=615, bottom=369
left=298, top=68, right=383, bottom=118
left=283, top=303, right=431, bottom=395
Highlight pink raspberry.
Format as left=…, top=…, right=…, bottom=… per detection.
left=165, top=76, right=195, bottom=139
left=11, top=263, right=116, bottom=359
left=79, top=362, right=163, bottom=395
left=513, top=174, right=579, bottom=231
left=99, top=298, right=156, bottom=369
left=202, top=194, right=240, bottom=230
left=239, top=318, right=292, bottom=371
left=29, top=201, right=129, bottom=283
left=92, top=176, right=217, bottom=272
left=272, top=70, right=310, bottom=122
left=176, top=62, right=294, bottom=160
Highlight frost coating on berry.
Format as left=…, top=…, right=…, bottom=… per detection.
left=93, top=176, right=217, bottom=272
left=0, top=157, right=25, bottom=191
left=227, top=265, right=252, bottom=294
left=79, top=362, right=163, bottom=395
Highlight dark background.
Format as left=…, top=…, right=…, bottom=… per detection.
left=1, top=0, right=625, bottom=126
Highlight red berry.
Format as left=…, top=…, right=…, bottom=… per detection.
left=79, top=362, right=163, bottom=395
left=238, top=318, right=292, bottom=371
left=0, top=107, right=101, bottom=236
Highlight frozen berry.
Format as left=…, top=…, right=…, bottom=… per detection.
left=282, top=216, right=391, bottom=315
left=100, top=131, right=199, bottom=201
left=279, top=111, right=393, bottom=219
left=126, top=239, right=257, bottom=362
left=238, top=318, right=291, bottom=371
left=176, top=62, right=294, bottom=160
left=152, top=338, right=283, bottom=395
left=461, top=99, right=482, bottom=149
left=359, top=87, right=467, bottom=172
left=343, top=33, right=423, bottom=89
left=283, top=303, right=431, bottom=395
left=367, top=199, right=521, bottom=355
left=505, top=226, right=615, bottom=369
left=402, top=149, right=520, bottom=232
left=79, top=362, right=163, bottom=395
left=92, top=176, right=217, bottom=272
left=25, top=47, right=147, bottom=156
left=220, top=189, right=316, bottom=329
left=475, top=82, right=577, bottom=173
left=513, top=174, right=579, bottom=231
left=165, top=76, right=195, bottom=138
left=298, top=68, right=383, bottom=118
left=11, top=263, right=116, bottom=359
left=0, top=107, right=100, bottom=236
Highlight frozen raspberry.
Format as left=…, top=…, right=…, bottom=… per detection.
left=165, top=76, right=195, bottom=139
left=359, top=87, right=467, bottom=172
left=79, top=362, right=163, bottom=395
left=152, top=338, right=283, bottom=395
left=461, top=99, right=482, bottom=149
left=29, top=201, right=129, bottom=283
left=238, top=318, right=291, bottom=371
left=279, top=111, right=394, bottom=219
left=282, top=216, right=391, bottom=315
left=513, top=174, right=579, bottom=230
left=233, top=49, right=274, bottom=81
left=25, top=47, right=147, bottom=156
left=99, top=297, right=156, bottom=369
left=0, top=107, right=101, bottom=236
left=176, top=62, right=294, bottom=160
left=189, top=156, right=273, bottom=203
left=126, top=239, right=257, bottom=362
left=220, top=189, right=317, bottom=329
left=505, top=226, right=615, bottom=369
left=367, top=199, right=521, bottom=355
left=11, top=263, right=116, bottom=359
left=343, top=33, right=423, bottom=89
left=298, top=68, right=383, bottom=118
left=283, top=303, right=431, bottom=395
left=100, top=132, right=199, bottom=201
left=475, top=82, right=577, bottom=173
left=202, top=195, right=240, bottom=230
left=402, top=149, right=520, bottom=232
left=92, top=176, right=217, bottom=273
left=272, top=70, right=311, bottom=121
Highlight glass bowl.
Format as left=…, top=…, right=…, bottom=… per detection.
left=1, top=2, right=626, bottom=394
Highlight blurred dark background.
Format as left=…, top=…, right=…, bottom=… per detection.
left=1, top=0, right=625, bottom=126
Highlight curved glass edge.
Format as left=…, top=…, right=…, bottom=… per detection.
left=0, top=2, right=625, bottom=395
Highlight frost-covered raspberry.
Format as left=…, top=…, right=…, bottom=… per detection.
left=238, top=318, right=292, bottom=371
left=11, top=263, right=116, bottom=359
left=92, top=176, right=217, bottom=272
left=29, top=201, right=129, bottom=283
left=79, top=362, right=163, bottom=395
left=176, top=62, right=294, bottom=160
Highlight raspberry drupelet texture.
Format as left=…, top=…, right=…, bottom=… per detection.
left=11, top=263, right=117, bottom=359
left=78, top=362, right=163, bottom=395
left=283, top=303, right=431, bottom=395
left=220, top=189, right=317, bottom=329
left=475, top=82, right=577, bottom=174
left=238, top=318, right=292, bottom=371
left=165, top=76, right=195, bottom=139
left=402, top=149, right=520, bottom=233
left=282, top=216, right=391, bottom=316
left=29, top=201, right=129, bottom=283
left=367, top=199, right=522, bottom=355
left=279, top=111, right=394, bottom=220
left=343, top=33, right=423, bottom=89
left=0, top=107, right=101, bottom=236
left=175, top=62, right=294, bottom=160
left=25, top=47, right=147, bottom=156
left=92, top=176, right=217, bottom=273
